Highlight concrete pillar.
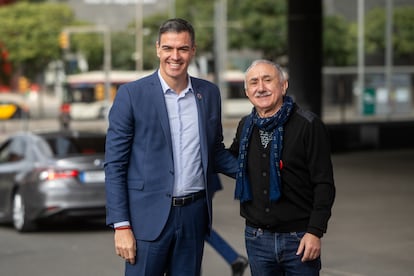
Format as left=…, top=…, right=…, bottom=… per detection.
left=288, top=0, right=323, bottom=116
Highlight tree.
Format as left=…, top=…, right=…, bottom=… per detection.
left=174, top=0, right=215, bottom=54
left=110, top=31, right=136, bottom=70
left=173, top=0, right=288, bottom=62
left=141, top=13, right=170, bottom=70
left=0, top=2, right=75, bottom=81
left=323, top=14, right=355, bottom=66
left=228, top=0, right=288, bottom=62
left=69, top=32, right=104, bottom=72
left=364, top=6, right=414, bottom=65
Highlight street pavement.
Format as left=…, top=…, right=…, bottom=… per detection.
left=1, top=118, right=413, bottom=276
left=206, top=148, right=414, bottom=276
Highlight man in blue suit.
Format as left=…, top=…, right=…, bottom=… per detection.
left=105, top=18, right=238, bottom=276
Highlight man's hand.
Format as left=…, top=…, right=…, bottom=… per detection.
left=114, top=229, right=136, bottom=265
left=296, top=233, right=321, bottom=262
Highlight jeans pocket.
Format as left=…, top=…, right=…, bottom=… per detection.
left=245, top=226, right=264, bottom=241
left=289, top=231, right=306, bottom=242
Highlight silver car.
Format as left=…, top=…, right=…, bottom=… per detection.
left=0, top=130, right=106, bottom=232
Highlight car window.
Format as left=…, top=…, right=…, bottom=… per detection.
left=0, top=140, right=12, bottom=163
left=45, top=136, right=105, bottom=157
left=9, top=138, right=26, bottom=161
left=0, top=137, right=26, bottom=163
left=34, top=137, right=54, bottom=159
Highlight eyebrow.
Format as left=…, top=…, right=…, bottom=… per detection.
left=160, top=44, right=191, bottom=50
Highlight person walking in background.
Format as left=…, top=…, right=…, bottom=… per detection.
left=205, top=174, right=248, bottom=276
left=105, top=18, right=238, bottom=276
left=228, top=59, right=335, bottom=276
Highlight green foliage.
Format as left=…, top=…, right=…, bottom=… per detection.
left=172, top=0, right=288, bottom=61
left=141, top=13, right=170, bottom=70
left=70, top=32, right=104, bottom=71
left=345, top=5, right=414, bottom=65
left=175, top=0, right=215, bottom=53
left=323, top=15, right=356, bottom=66
left=365, top=6, right=414, bottom=59
left=110, top=32, right=136, bottom=70
left=2, top=1, right=412, bottom=78
left=228, top=0, right=287, bottom=61
left=394, top=7, right=414, bottom=56
left=365, top=7, right=387, bottom=54
left=0, top=2, right=75, bottom=78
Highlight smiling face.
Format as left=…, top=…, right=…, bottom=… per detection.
left=245, top=62, right=287, bottom=118
left=156, top=31, right=196, bottom=90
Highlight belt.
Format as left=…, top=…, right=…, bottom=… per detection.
left=172, top=190, right=205, bottom=207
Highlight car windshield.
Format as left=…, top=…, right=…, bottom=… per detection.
left=44, top=135, right=105, bottom=157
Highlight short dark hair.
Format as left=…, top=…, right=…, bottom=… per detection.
left=158, top=18, right=195, bottom=46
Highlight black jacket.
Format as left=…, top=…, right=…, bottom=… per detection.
left=229, top=104, right=335, bottom=237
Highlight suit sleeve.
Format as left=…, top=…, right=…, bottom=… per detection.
left=211, top=88, right=238, bottom=177
left=104, top=84, right=134, bottom=226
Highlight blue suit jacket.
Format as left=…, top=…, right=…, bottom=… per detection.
left=105, top=71, right=237, bottom=241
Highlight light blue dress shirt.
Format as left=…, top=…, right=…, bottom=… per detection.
left=114, top=71, right=204, bottom=228
left=158, top=70, right=204, bottom=196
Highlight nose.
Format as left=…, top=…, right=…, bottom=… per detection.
left=257, top=80, right=265, bottom=91
left=171, top=49, right=179, bottom=60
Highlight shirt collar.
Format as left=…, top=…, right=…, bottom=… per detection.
left=157, top=69, right=193, bottom=94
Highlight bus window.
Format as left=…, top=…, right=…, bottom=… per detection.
left=60, top=70, right=152, bottom=121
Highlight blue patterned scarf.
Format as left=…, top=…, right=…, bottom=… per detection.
left=235, top=96, right=294, bottom=202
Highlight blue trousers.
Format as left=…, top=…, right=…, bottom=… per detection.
left=205, top=228, right=239, bottom=265
left=125, top=197, right=208, bottom=276
left=245, top=226, right=321, bottom=276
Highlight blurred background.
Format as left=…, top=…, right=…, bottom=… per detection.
left=0, top=1, right=413, bottom=276
left=0, top=0, right=413, bottom=151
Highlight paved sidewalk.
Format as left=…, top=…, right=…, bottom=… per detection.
left=202, top=149, right=414, bottom=276
left=2, top=119, right=413, bottom=275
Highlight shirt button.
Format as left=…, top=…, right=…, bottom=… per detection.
left=263, top=190, right=268, bottom=195
left=265, top=208, right=270, bottom=213
left=262, top=171, right=267, bottom=177
left=262, top=153, right=267, bottom=158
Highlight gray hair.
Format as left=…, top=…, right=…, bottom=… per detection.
left=244, top=59, right=287, bottom=89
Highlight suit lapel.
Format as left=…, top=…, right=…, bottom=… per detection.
left=149, top=73, right=173, bottom=154
left=192, top=78, right=209, bottom=180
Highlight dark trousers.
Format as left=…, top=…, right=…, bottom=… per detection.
left=205, top=229, right=239, bottom=265
left=125, top=197, right=208, bottom=276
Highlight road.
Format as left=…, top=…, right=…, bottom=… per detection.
left=0, top=119, right=413, bottom=275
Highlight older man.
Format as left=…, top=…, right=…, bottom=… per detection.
left=229, top=59, right=335, bottom=276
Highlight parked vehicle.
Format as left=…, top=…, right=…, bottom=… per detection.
left=0, top=100, right=30, bottom=120
left=0, top=130, right=106, bottom=232
left=60, top=70, right=152, bottom=123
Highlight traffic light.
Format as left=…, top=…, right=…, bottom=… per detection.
left=59, top=32, right=70, bottom=49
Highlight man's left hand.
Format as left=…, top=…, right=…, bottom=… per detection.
left=296, top=233, right=321, bottom=262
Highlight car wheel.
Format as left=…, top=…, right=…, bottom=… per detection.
left=12, top=192, right=35, bottom=232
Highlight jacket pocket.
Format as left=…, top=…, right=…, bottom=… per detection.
left=127, top=179, right=144, bottom=190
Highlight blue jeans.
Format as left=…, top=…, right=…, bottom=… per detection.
left=245, top=226, right=321, bottom=276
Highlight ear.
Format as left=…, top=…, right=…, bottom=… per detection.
left=282, top=80, right=289, bottom=96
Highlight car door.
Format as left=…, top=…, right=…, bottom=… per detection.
left=0, top=136, right=27, bottom=221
